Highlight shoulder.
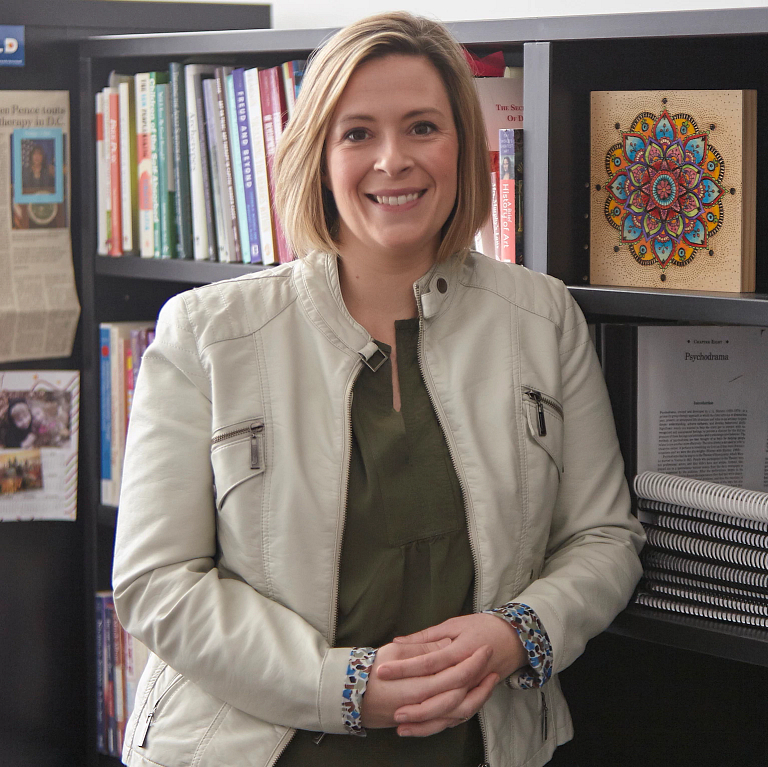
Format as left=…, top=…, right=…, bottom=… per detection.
left=157, top=260, right=301, bottom=349
left=460, top=251, right=577, bottom=331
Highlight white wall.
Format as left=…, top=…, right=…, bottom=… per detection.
left=164, top=0, right=768, bottom=30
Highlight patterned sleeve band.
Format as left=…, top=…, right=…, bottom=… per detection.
left=342, top=646, right=378, bottom=736
left=482, top=602, right=553, bottom=689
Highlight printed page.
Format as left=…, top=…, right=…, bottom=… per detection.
left=0, top=90, right=80, bottom=363
left=637, top=325, right=768, bottom=492
left=0, top=370, right=79, bottom=520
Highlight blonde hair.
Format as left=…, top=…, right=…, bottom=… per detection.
left=273, top=11, right=491, bottom=262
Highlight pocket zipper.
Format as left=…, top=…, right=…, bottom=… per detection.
left=211, top=420, right=265, bottom=471
left=524, top=389, right=563, bottom=437
left=541, top=690, right=549, bottom=741
left=135, top=672, right=183, bottom=748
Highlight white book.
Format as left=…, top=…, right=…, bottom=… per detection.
left=134, top=73, right=154, bottom=258
left=184, top=64, right=219, bottom=260
left=95, top=91, right=109, bottom=256
left=114, top=77, right=138, bottom=253
left=101, top=87, right=113, bottom=254
left=244, top=67, right=277, bottom=265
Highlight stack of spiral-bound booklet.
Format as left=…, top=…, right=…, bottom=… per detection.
left=634, top=471, right=768, bottom=628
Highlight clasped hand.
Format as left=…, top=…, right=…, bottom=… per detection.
left=360, top=613, right=527, bottom=737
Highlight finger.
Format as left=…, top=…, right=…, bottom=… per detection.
left=397, top=717, right=458, bottom=738
left=451, top=671, right=499, bottom=719
left=392, top=620, right=459, bottom=644
left=378, top=641, right=469, bottom=681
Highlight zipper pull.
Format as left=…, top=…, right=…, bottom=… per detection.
left=527, top=390, right=547, bottom=437
left=541, top=691, right=549, bottom=741
left=135, top=707, right=155, bottom=749
left=250, top=422, right=264, bottom=470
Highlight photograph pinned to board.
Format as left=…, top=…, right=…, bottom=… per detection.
left=0, top=370, right=79, bottom=521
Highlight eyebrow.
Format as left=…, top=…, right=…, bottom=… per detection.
left=335, top=107, right=446, bottom=125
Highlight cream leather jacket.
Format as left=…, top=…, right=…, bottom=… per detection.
left=114, top=251, right=644, bottom=767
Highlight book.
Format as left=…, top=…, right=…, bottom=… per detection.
left=635, top=325, right=768, bottom=493
left=498, top=129, right=515, bottom=263
left=169, top=62, right=193, bottom=259
left=109, top=73, right=138, bottom=254
left=512, top=128, right=524, bottom=264
left=203, top=77, right=231, bottom=262
left=184, top=64, right=220, bottom=260
left=95, top=592, right=108, bottom=754
left=148, top=71, right=170, bottom=257
left=134, top=73, right=154, bottom=258
left=155, top=82, right=176, bottom=259
left=95, top=92, right=109, bottom=256
left=215, top=67, right=242, bottom=262
left=225, top=70, right=252, bottom=263
left=473, top=75, right=524, bottom=151
left=244, top=67, right=277, bottom=265
left=106, top=87, right=122, bottom=256
left=590, top=89, right=757, bottom=292
left=232, top=67, right=262, bottom=263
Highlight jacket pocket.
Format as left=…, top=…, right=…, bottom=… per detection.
left=210, top=418, right=266, bottom=510
left=522, top=387, right=564, bottom=475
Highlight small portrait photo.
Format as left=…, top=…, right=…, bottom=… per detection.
left=500, top=154, right=513, bottom=180
left=12, top=127, right=64, bottom=206
left=0, top=389, right=72, bottom=450
left=0, top=449, right=44, bottom=496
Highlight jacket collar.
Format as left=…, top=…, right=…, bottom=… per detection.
left=294, top=251, right=467, bottom=363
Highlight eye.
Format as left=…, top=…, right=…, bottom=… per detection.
left=343, top=127, right=369, bottom=143
left=412, top=121, right=437, bottom=136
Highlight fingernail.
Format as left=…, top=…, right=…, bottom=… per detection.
left=395, top=714, right=407, bottom=723
left=399, top=728, right=412, bottom=737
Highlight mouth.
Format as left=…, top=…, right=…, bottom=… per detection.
left=366, top=190, right=427, bottom=206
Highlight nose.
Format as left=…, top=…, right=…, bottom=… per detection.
left=373, top=133, right=413, bottom=176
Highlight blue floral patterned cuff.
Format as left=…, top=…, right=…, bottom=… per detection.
left=342, top=647, right=377, bottom=736
left=482, top=602, right=553, bottom=689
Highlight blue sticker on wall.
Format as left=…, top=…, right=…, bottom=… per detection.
left=0, top=26, right=24, bottom=67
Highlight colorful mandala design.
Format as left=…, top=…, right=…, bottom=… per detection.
left=603, top=110, right=726, bottom=269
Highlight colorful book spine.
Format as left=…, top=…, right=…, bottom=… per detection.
left=99, top=325, right=112, bottom=504
left=244, top=67, right=276, bottom=265
left=107, top=88, right=123, bottom=256
left=215, top=67, right=242, bottom=262
left=184, top=64, right=219, bottom=260
left=114, top=77, right=138, bottom=253
left=233, top=67, right=261, bottom=263
left=155, top=83, right=177, bottom=259
left=135, top=73, right=154, bottom=258
left=513, top=128, right=524, bottom=265
left=95, top=92, right=109, bottom=256
left=203, top=78, right=230, bottom=262
left=498, top=128, right=515, bottom=263
left=148, top=71, right=170, bottom=257
left=95, top=593, right=107, bottom=754
left=169, top=62, right=193, bottom=259
left=103, top=594, right=117, bottom=756
left=226, top=71, right=252, bottom=263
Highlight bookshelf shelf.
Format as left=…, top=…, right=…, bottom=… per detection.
left=570, top=285, right=768, bottom=326
left=610, top=604, right=768, bottom=668
left=96, top=254, right=268, bottom=284
left=97, top=504, right=119, bottom=528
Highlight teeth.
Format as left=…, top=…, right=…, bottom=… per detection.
left=374, top=192, right=421, bottom=205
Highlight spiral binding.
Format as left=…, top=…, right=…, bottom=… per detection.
left=642, top=567, right=768, bottom=602
left=642, top=580, right=768, bottom=617
left=638, top=498, right=768, bottom=533
left=634, top=471, right=768, bottom=523
left=635, top=591, right=768, bottom=628
left=642, top=549, right=768, bottom=590
left=641, top=512, right=768, bottom=549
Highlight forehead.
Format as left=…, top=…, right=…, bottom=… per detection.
left=334, top=54, right=451, bottom=115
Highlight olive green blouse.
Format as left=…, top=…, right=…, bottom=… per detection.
left=277, top=318, right=484, bottom=766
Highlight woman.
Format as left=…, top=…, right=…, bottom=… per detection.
left=114, top=12, right=644, bottom=767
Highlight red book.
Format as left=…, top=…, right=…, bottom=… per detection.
left=108, top=90, right=123, bottom=256
left=258, top=67, right=292, bottom=263
left=498, top=129, right=515, bottom=263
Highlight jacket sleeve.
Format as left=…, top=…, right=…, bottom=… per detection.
left=512, top=283, right=646, bottom=675
left=112, top=293, right=351, bottom=734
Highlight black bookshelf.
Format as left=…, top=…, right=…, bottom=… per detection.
left=75, top=8, right=768, bottom=766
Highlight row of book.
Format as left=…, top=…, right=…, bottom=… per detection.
left=96, top=63, right=524, bottom=267
left=633, top=470, right=768, bottom=628
left=96, top=591, right=149, bottom=758
left=100, top=321, right=155, bottom=506
left=96, top=60, right=306, bottom=263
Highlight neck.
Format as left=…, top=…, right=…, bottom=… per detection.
left=337, top=246, right=434, bottom=344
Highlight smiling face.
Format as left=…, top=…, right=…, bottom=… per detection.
left=10, top=402, right=31, bottom=430
left=323, top=54, right=459, bottom=266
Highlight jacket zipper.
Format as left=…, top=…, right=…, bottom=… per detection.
left=414, top=281, right=490, bottom=765
left=267, top=363, right=364, bottom=764
left=541, top=690, right=549, bottom=741
left=135, top=671, right=183, bottom=748
left=211, top=420, right=265, bottom=471
left=523, top=389, right=563, bottom=437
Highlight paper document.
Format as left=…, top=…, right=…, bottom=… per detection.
left=0, top=90, right=80, bottom=363
left=637, top=325, right=768, bottom=492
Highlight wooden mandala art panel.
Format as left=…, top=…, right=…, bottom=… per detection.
left=590, top=90, right=755, bottom=292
